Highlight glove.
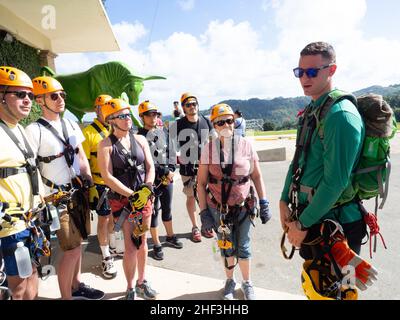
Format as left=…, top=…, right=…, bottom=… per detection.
left=129, top=184, right=153, bottom=210
left=200, top=208, right=215, bottom=231
left=89, top=185, right=99, bottom=210
left=259, top=199, right=271, bottom=224
left=327, top=239, right=378, bottom=291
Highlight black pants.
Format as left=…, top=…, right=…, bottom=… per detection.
left=151, top=183, right=173, bottom=228
left=300, top=219, right=367, bottom=260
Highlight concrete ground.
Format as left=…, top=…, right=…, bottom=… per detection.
left=38, top=133, right=400, bottom=300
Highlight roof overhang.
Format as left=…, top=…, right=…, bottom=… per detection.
left=0, top=0, right=120, bottom=53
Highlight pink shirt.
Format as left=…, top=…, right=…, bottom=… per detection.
left=200, top=137, right=259, bottom=208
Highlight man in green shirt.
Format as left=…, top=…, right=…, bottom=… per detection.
left=279, top=42, right=372, bottom=299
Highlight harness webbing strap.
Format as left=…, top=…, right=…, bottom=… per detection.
left=36, top=118, right=78, bottom=168
left=0, top=120, right=40, bottom=195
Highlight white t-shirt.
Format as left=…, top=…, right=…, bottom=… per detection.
left=25, top=118, right=85, bottom=194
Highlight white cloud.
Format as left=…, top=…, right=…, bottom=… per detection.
left=178, top=0, right=195, bottom=11
left=55, top=0, right=400, bottom=118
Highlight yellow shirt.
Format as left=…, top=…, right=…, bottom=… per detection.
left=0, top=120, right=44, bottom=238
left=82, top=119, right=109, bottom=185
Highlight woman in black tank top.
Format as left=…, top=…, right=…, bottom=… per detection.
left=97, top=98, right=157, bottom=300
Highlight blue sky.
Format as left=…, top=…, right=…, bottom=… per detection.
left=57, top=0, right=400, bottom=119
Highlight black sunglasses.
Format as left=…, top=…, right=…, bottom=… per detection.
left=109, top=113, right=131, bottom=120
left=293, top=64, right=333, bottom=78
left=6, top=91, right=34, bottom=100
left=215, top=118, right=234, bottom=127
left=184, top=102, right=198, bottom=108
left=49, top=91, right=66, bottom=101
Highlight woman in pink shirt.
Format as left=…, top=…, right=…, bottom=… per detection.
left=197, top=103, right=271, bottom=300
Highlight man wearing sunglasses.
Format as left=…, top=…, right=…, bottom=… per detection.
left=0, top=66, right=47, bottom=300
left=169, top=93, right=213, bottom=243
left=25, top=76, right=104, bottom=300
left=280, top=42, right=367, bottom=299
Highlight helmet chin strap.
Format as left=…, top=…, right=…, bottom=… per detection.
left=112, top=123, right=130, bottom=132
left=43, top=97, right=62, bottom=115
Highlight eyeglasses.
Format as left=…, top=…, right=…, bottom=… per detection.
left=109, top=113, right=131, bottom=120
left=184, top=102, right=197, bottom=108
left=143, top=112, right=159, bottom=117
left=293, top=64, right=333, bottom=78
left=215, top=118, right=234, bottom=127
left=49, top=91, right=66, bottom=101
left=5, top=91, right=34, bottom=100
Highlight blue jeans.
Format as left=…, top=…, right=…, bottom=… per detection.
left=209, top=206, right=252, bottom=259
left=1, top=229, right=31, bottom=276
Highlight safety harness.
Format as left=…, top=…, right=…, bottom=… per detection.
left=35, top=118, right=91, bottom=239
left=206, top=138, right=256, bottom=270
left=109, top=132, right=147, bottom=249
left=36, top=118, right=79, bottom=189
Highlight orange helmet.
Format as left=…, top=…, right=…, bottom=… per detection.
left=101, top=98, right=131, bottom=121
left=0, top=66, right=33, bottom=89
left=32, top=76, right=63, bottom=96
left=210, top=103, right=234, bottom=122
left=138, top=100, right=159, bottom=115
left=94, top=94, right=112, bottom=109
left=180, top=92, right=197, bottom=106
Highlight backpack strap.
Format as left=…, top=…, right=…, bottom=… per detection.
left=90, top=122, right=106, bottom=139
left=315, top=91, right=358, bottom=140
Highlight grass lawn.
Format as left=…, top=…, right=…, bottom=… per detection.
left=248, top=129, right=297, bottom=136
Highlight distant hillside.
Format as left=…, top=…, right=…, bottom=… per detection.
left=353, top=84, right=400, bottom=97
left=164, top=83, right=400, bottom=127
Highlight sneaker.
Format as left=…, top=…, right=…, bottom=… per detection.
left=222, top=278, right=236, bottom=300
left=191, top=227, right=202, bottom=243
left=102, top=256, right=117, bottom=279
left=125, top=288, right=135, bottom=300
left=109, top=246, right=124, bottom=258
left=135, top=280, right=157, bottom=300
left=201, top=228, right=214, bottom=238
left=241, top=280, right=256, bottom=300
left=165, top=235, right=183, bottom=249
left=72, top=282, right=105, bottom=300
left=153, top=244, right=164, bottom=260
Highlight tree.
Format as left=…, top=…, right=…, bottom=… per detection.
left=263, top=121, right=276, bottom=131
left=394, top=108, right=400, bottom=122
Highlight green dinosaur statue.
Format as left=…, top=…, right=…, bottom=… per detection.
left=42, top=61, right=166, bottom=127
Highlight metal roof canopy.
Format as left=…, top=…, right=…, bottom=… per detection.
left=0, top=0, right=120, bottom=53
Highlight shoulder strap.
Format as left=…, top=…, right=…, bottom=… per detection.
left=90, top=122, right=106, bottom=139
left=36, top=118, right=76, bottom=168
left=315, top=91, right=357, bottom=140
left=0, top=120, right=40, bottom=195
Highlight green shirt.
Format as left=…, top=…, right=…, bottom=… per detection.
left=280, top=90, right=365, bottom=227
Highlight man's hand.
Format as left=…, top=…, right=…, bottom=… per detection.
left=285, top=220, right=308, bottom=248
left=279, top=200, right=291, bottom=231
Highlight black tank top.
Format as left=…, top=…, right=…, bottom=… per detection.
left=110, top=132, right=145, bottom=191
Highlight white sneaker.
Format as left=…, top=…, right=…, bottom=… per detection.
left=109, top=246, right=124, bottom=258
left=102, top=256, right=117, bottom=279
left=241, top=280, right=256, bottom=300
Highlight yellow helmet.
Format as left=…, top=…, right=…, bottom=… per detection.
left=0, top=66, right=33, bottom=89
left=101, top=98, right=131, bottom=121
left=138, top=100, right=159, bottom=115
left=180, top=92, right=197, bottom=106
left=94, top=94, right=112, bottom=108
left=301, top=260, right=358, bottom=300
left=32, top=76, right=63, bottom=96
left=210, top=103, right=234, bottom=122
